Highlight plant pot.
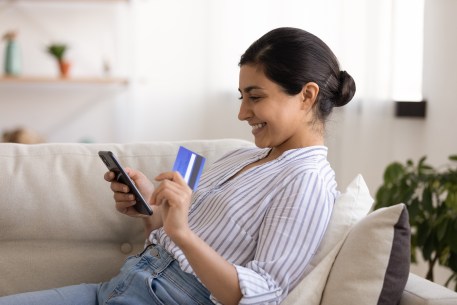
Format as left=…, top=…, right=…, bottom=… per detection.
left=58, top=60, right=71, bottom=78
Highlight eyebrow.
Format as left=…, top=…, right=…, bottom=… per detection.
left=238, top=86, right=264, bottom=94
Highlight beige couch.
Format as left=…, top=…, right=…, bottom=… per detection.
left=1, top=139, right=456, bottom=304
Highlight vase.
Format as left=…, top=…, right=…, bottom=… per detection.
left=4, top=39, right=21, bottom=76
left=58, top=60, right=71, bottom=78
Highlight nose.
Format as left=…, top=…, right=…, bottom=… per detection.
left=238, top=100, right=251, bottom=121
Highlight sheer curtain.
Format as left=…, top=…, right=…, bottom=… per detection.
left=324, top=0, right=424, bottom=190
left=130, top=0, right=424, bottom=190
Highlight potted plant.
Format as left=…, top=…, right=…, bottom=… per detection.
left=46, top=43, right=70, bottom=78
left=375, top=154, right=457, bottom=290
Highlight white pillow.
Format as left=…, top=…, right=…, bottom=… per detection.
left=320, top=203, right=410, bottom=305
left=282, top=174, right=373, bottom=305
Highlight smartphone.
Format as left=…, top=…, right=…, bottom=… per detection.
left=98, top=151, right=153, bottom=216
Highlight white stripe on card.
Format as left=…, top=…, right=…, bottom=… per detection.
left=184, top=153, right=196, bottom=183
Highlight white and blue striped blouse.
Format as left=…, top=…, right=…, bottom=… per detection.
left=149, top=146, right=338, bottom=304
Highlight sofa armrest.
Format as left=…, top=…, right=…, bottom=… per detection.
left=400, top=273, right=457, bottom=305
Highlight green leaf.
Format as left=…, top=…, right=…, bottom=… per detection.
left=375, top=185, right=392, bottom=208
left=422, top=234, right=436, bottom=261
left=408, top=199, right=421, bottom=221
left=417, top=221, right=430, bottom=248
left=422, top=187, right=434, bottom=211
left=47, top=44, right=67, bottom=60
left=418, top=156, right=429, bottom=175
left=446, top=227, right=457, bottom=253
left=384, top=162, right=405, bottom=183
left=377, top=154, right=457, bottom=289
left=447, top=252, right=457, bottom=273
left=437, top=218, right=448, bottom=241
left=446, top=192, right=457, bottom=210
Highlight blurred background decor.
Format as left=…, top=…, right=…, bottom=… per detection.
left=46, top=43, right=70, bottom=78
left=2, top=30, right=21, bottom=76
left=2, top=126, right=45, bottom=144
left=375, top=155, right=457, bottom=290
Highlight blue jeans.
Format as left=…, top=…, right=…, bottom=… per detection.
left=0, top=244, right=213, bottom=305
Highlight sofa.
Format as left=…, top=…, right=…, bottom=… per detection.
left=1, top=139, right=456, bottom=304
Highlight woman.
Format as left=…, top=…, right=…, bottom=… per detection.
left=0, top=27, right=355, bottom=305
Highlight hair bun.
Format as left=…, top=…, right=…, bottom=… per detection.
left=336, top=70, right=356, bottom=107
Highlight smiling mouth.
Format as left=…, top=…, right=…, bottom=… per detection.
left=251, top=123, right=266, bottom=133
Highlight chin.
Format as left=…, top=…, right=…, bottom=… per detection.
left=253, top=138, right=271, bottom=149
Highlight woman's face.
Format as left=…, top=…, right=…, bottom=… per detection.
left=238, top=64, right=322, bottom=155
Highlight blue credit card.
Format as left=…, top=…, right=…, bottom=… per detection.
left=172, top=146, right=206, bottom=191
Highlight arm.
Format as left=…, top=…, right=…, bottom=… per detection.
left=177, top=230, right=242, bottom=305
left=150, top=170, right=333, bottom=304
left=104, top=167, right=163, bottom=238
left=234, top=172, right=334, bottom=304
left=151, top=171, right=242, bottom=305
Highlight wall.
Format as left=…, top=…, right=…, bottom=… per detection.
left=323, top=0, right=457, bottom=192
left=408, top=0, right=457, bottom=286
left=0, top=1, right=132, bottom=142
left=1, top=0, right=352, bottom=144
left=326, top=0, right=457, bottom=286
left=1, top=0, right=456, bottom=286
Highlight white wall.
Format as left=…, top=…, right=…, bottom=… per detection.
left=327, top=0, right=457, bottom=286
left=0, top=0, right=353, bottom=144
left=1, top=0, right=456, bottom=288
left=408, top=0, right=457, bottom=285
left=324, top=0, right=457, bottom=193
left=0, top=1, right=132, bottom=142
left=1, top=0, right=455, bottom=210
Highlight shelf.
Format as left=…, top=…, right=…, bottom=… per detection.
left=0, top=76, right=129, bottom=85
left=2, top=0, right=129, bottom=3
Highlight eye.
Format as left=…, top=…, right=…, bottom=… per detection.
left=238, top=94, right=262, bottom=102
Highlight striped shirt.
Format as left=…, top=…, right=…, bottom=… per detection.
left=149, top=146, right=338, bottom=304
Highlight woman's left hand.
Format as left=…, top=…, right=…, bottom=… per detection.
left=150, top=171, right=193, bottom=244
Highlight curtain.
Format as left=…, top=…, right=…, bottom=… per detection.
left=130, top=0, right=424, bottom=190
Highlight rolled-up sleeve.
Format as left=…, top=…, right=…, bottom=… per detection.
left=230, top=172, right=334, bottom=305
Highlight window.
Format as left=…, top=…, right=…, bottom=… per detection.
left=391, top=0, right=425, bottom=102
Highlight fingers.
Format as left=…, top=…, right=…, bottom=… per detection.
left=151, top=172, right=191, bottom=206
left=155, top=171, right=186, bottom=185
left=104, top=171, right=115, bottom=182
left=104, top=169, right=134, bottom=202
left=104, top=167, right=153, bottom=218
left=115, top=199, right=136, bottom=214
left=110, top=180, right=129, bottom=193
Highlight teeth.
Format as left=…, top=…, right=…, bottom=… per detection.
left=252, top=123, right=265, bottom=130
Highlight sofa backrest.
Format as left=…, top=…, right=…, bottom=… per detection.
left=0, top=139, right=253, bottom=296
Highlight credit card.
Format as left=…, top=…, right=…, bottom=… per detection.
left=172, top=146, right=206, bottom=191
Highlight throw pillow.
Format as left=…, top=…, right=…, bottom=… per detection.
left=282, top=174, right=373, bottom=305
left=320, top=203, right=411, bottom=305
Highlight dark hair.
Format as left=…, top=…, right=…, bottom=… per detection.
left=239, top=27, right=356, bottom=123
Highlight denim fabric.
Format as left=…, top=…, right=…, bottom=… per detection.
left=98, top=244, right=213, bottom=305
left=0, top=284, right=99, bottom=305
left=0, top=244, right=213, bottom=305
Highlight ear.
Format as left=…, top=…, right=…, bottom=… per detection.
left=300, top=82, right=319, bottom=109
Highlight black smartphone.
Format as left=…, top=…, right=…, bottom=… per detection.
left=98, top=151, right=153, bottom=216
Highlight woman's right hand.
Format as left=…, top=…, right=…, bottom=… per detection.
left=104, top=167, right=155, bottom=218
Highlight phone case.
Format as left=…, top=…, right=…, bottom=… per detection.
left=98, top=151, right=153, bottom=216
